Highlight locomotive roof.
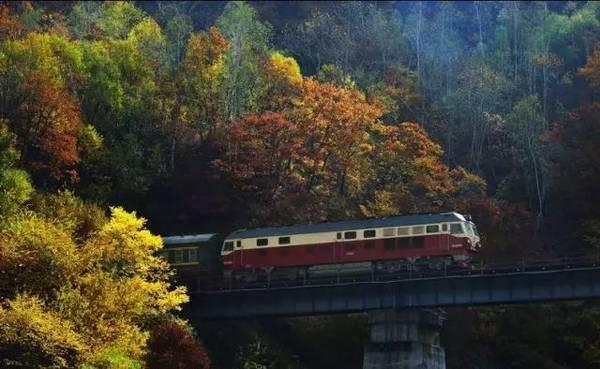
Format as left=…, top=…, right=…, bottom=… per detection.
left=162, top=234, right=218, bottom=245
left=227, top=212, right=467, bottom=239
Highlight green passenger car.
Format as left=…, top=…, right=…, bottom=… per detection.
left=159, top=234, right=223, bottom=291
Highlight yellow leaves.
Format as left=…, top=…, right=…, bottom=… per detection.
left=359, top=190, right=399, bottom=218
left=0, top=215, right=81, bottom=297
left=85, top=207, right=162, bottom=274
left=267, top=51, right=302, bottom=87
left=0, top=294, right=88, bottom=368
left=1, top=205, right=188, bottom=366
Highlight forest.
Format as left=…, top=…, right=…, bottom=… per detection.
left=0, top=1, right=600, bottom=368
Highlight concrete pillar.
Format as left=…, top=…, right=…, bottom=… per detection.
left=363, top=309, right=446, bottom=369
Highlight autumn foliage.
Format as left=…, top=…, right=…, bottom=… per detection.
left=17, top=71, right=81, bottom=181
left=147, top=319, right=210, bottom=369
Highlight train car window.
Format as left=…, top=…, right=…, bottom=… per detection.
left=383, top=228, right=395, bottom=237
left=337, top=232, right=342, bottom=240
left=305, top=246, right=315, bottom=253
left=450, top=223, right=463, bottom=234
left=364, top=230, right=376, bottom=238
left=412, top=226, right=425, bottom=235
left=426, top=225, right=439, bottom=233
left=397, top=237, right=411, bottom=249
left=278, top=236, right=291, bottom=245
left=189, top=248, right=197, bottom=262
left=397, top=227, right=410, bottom=236
left=384, top=238, right=395, bottom=250
left=256, top=238, right=268, bottom=246
left=442, top=224, right=448, bottom=232
left=412, top=236, right=425, bottom=248
left=236, top=240, right=242, bottom=248
left=365, top=240, right=375, bottom=249
left=175, top=250, right=184, bottom=263
left=223, top=241, right=234, bottom=252
left=344, top=231, right=357, bottom=239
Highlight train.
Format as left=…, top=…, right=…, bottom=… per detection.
left=159, top=212, right=481, bottom=288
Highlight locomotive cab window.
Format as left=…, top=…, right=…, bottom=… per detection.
left=450, top=223, right=463, bottom=234
left=442, top=224, right=448, bottom=232
left=337, top=232, right=342, bottom=240
left=426, top=225, right=439, bottom=233
left=364, top=230, right=376, bottom=238
left=278, top=236, right=290, bottom=245
left=344, top=231, right=357, bottom=240
left=236, top=240, right=242, bottom=248
left=256, top=238, right=268, bottom=246
left=223, top=241, right=234, bottom=252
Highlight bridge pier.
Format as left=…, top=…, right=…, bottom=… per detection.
left=363, top=309, right=446, bottom=369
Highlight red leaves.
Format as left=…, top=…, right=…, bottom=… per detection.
left=214, top=112, right=300, bottom=192
left=18, top=71, right=81, bottom=181
left=147, top=320, right=210, bottom=369
left=0, top=3, right=22, bottom=39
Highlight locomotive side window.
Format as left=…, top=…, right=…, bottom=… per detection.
left=442, top=224, right=448, bottom=232
left=397, top=227, right=410, bottom=236
left=278, top=236, right=291, bottom=245
left=257, top=238, right=268, bottom=246
left=236, top=240, right=242, bottom=248
left=223, top=241, right=234, bottom=252
left=426, top=225, right=439, bottom=233
left=412, top=226, right=425, bottom=235
left=450, top=223, right=463, bottom=234
left=337, top=232, right=342, bottom=240
left=364, top=230, right=376, bottom=238
left=383, top=228, right=395, bottom=237
left=344, top=231, right=357, bottom=239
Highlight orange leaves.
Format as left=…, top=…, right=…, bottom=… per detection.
left=18, top=71, right=82, bottom=181
left=0, top=3, right=22, bottom=40
left=580, top=47, right=600, bottom=90
left=183, top=27, right=228, bottom=74
left=214, top=112, right=300, bottom=190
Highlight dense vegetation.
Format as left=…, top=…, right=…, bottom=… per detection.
left=0, top=1, right=599, bottom=368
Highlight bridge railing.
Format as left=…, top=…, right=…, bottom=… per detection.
left=188, top=253, right=600, bottom=293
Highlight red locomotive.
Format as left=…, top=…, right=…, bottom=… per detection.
left=220, top=212, right=481, bottom=282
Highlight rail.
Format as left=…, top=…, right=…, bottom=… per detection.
left=191, top=253, right=600, bottom=293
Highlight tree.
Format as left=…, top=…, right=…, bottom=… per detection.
left=15, top=70, right=82, bottom=182
left=216, top=1, right=271, bottom=121
left=213, top=112, right=303, bottom=223
left=147, top=319, right=210, bottom=369
left=580, top=47, right=600, bottom=90
left=181, top=27, right=229, bottom=139
left=0, top=206, right=189, bottom=367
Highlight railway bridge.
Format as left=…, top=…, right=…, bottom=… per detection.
left=183, top=256, right=600, bottom=369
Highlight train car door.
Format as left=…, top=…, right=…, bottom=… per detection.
left=233, top=240, right=244, bottom=268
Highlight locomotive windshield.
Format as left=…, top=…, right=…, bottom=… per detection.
left=450, top=223, right=463, bottom=234
left=222, top=241, right=234, bottom=252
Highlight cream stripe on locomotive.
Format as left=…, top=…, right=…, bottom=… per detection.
left=223, top=222, right=467, bottom=252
